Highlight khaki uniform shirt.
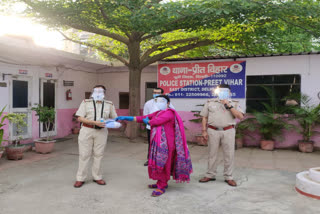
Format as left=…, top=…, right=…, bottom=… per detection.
left=200, top=99, right=244, bottom=128
left=76, top=99, right=118, bottom=122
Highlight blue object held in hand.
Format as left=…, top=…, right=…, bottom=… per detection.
left=142, top=117, right=150, bottom=125
left=115, top=116, right=134, bottom=121
left=105, top=119, right=122, bottom=128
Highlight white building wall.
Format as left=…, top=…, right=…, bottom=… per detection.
left=96, top=54, right=320, bottom=113
left=169, top=55, right=319, bottom=112
left=97, top=71, right=157, bottom=109
left=0, top=62, right=97, bottom=110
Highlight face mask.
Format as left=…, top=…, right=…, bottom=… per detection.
left=153, top=94, right=161, bottom=99
left=91, top=88, right=105, bottom=101
left=155, top=97, right=168, bottom=110
left=217, top=88, right=230, bottom=100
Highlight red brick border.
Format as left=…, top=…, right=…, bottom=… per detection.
left=295, top=187, right=320, bottom=200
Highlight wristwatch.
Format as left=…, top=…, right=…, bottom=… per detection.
left=224, top=104, right=234, bottom=110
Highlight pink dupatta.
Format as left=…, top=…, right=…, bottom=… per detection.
left=148, top=109, right=193, bottom=182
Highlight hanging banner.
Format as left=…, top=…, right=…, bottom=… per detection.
left=158, top=61, right=246, bottom=98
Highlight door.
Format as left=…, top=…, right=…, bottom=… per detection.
left=9, top=76, right=32, bottom=140
left=40, top=79, right=57, bottom=138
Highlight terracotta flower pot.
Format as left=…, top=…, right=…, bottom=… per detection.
left=34, top=140, right=56, bottom=154
left=235, top=138, right=243, bottom=149
left=260, top=140, right=275, bottom=151
left=23, top=145, right=32, bottom=152
left=298, top=140, right=314, bottom=153
left=5, top=146, right=25, bottom=160
left=195, top=134, right=207, bottom=146
left=72, top=127, right=80, bottom=134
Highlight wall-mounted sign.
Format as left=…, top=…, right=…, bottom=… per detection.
left=19, top=69, right=28, bottom=75
left=45, top=73, right=53, bottom=78
left=63, top=80, right=74, bottom=86
left=158, top=61, right=246, bottom=98
left=0, top=82, right=7, bottom=87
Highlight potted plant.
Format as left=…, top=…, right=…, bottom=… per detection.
left=5, top=113, right=27, bottom=160
left=291, top=95, right=320, bottom=153
left=32, top=104, right=56, bottom=154
left=255, top=112, right=293, bottom=150
left=245, top=86, right=293, bottom=150
left=235, top=118, right=252, bottom=149
left=0, top=106, right=7, bottom=158
left=71, top=113, right=80, bottom=134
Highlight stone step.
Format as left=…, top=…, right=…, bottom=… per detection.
left=295, top=171, right=320, bottom=200
left=309, top=167, right=320, bottom=183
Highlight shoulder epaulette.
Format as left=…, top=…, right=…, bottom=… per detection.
left=104, top=100, right=114, bottom=105
left=207, top=98, right=218, bottom=103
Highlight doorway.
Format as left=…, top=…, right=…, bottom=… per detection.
left=39, top=79, right=57, bottom=138
left=9, top=76, right=32, bottom=140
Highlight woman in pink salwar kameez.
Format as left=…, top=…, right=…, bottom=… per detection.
left=115, top=95, right=192, bottom=197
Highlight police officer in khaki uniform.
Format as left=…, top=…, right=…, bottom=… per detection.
left=74, top=85, right=117, bottom=188
left=199, top=84, right=244, bottom=187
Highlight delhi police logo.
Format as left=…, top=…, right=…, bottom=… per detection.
left=160, top=66, right=171, bottom=75
left=230, top=64, right=243, bottom=73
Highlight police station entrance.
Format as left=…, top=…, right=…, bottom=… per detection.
left=9, top=75, right=32, bottom=140
left=39, top=78, right=57, bottom=138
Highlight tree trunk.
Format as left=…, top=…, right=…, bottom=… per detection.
left=126, top=36, right=142, bottom=139
left=125, top=67, right=142, bottom=139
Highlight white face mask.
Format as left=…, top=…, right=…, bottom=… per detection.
left=155, top=97, right=168, bottom=110
left=91, top=88, right=105, bottom=101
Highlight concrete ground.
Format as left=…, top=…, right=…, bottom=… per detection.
left=0, top=132, right=319, bottom=214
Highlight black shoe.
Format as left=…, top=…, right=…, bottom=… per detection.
left=144, top=161, right=148, bottom=166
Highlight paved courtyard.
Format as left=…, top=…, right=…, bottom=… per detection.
left=0, top=132, right=319, bottom=214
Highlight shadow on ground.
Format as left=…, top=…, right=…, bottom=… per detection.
left=0, top=133, right=319, bottom=214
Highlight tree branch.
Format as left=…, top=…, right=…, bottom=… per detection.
left=140, top=14, right=198, bottom=41
left=58, top=19, right=130, bottom=45
left=93, top=0, right=110, bottom=22
left=278, top=17, right=320, bottom=37
left=59, top=31, right=129, bottom=66
left=140, top=39, right=220, bottom=68
left=22, top=0, right=129, bottom=44
left=141, top=37, right=200, bottom=62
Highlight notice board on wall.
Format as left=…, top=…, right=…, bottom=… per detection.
left=158, top=61, right=246, bottom=98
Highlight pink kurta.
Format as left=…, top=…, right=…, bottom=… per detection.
left=136, top=109, right=176, bottom=188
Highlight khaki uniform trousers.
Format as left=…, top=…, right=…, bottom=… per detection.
left=205, top=128, right=235, bottom=180
left=76, top=126, right=108, bottom=181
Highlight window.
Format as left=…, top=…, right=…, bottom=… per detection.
left=85, top=92, right=92, bottom=99
left=246, top=75, right=301, bottom=112
left=13, top=80, right=28, bottom=108
left=145, top=82, right=157, bottom=102
left=119, top=92, right=129, bottom=109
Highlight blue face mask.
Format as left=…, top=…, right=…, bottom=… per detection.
left=217, top=88, right=230, bottom=100
left=155, top=97, right=168, bottom=110
left=153, top=94, right=160, bottom=99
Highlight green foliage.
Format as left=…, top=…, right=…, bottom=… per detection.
left=235, top=118, right=255, bottom=139
left=0, top=106, right=7, bottom=147
left=32, top=104, right=56, bottom=141
left=243, top=86, right=293, bottom=141
left=248, top=112, right=293, bottom=141
left=290, top=94, right=320, bottom=141
left=6, top=112, right=27, bottom=147
left=4, top=0, right=319, bottom=64
left=189, top=104, right=204, bottom=123
left=3, top=0, right=320, bottom=139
